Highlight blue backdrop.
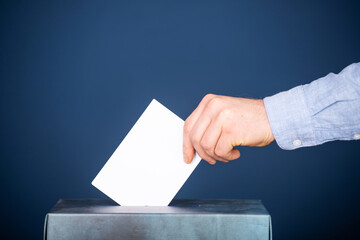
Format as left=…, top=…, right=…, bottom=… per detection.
left=1, top=0, right=360, bottom=239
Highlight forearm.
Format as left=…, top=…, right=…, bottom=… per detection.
left=264, top=62, right=360, bottom=150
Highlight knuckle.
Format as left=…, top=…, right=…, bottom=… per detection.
left=201, top=139, right=213, bottom=151
left=215, top=146, right=225, bottom=157
left=207, top=97, right=222, bottom=111
left=220, top=108, right=232, bottom=116
left=218, top=108, right=232, bottom=120
left=203, top=93, right=215, bottom=101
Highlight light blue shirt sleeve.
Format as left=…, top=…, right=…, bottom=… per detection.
left=264, top=62, right=360, bottom=150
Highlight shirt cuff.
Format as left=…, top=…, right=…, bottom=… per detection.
left=264, top=86, right=317, bottom=150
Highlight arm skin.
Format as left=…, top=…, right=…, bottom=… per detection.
left=183, top=63, right=360, bottom=164
left=183, top=94, right=274, bottom=165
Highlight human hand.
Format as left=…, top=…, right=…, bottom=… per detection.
left=183, top=94, right=274, bottom=164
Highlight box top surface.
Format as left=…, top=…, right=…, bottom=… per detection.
left=49, top=199, right=269, bottom=215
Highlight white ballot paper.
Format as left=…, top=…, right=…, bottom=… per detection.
left=92, top=99, right=201, bottom=206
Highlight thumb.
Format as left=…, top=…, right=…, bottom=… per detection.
left=228, top=148, right=241, bottom=160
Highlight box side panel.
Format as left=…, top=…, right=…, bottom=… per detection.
left=269, top=215, right=272, bottom=240
left=43, top=214, right=48, bottom=240
left=215, top=214, right=270, bottom=240
left=46, top=214, right=270, bottom=240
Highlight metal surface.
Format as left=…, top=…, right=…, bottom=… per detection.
left=44, top=199, right=272, bottom=240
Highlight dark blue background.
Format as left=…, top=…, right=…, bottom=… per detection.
left=1, top=0, right=360, bottom=239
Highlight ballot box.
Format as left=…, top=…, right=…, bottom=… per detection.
left=44, top=199, right=272, bottom=240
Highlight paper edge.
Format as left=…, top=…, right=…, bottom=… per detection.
left=91, top=98, right=201, bottom=206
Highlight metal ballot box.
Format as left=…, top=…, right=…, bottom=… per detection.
left=44, top=199, right=272, bottom=240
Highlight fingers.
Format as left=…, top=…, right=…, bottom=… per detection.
left=200, top=117, right=229, bottom=163
left=189, top=114, right=217, bottom=164
left=184, top=94, right=239, bottom=164
left=183, top=94, right=215, bottom=163
left=183, top=131, right=195, bottom=164
left=186, top=94, right=216, bottom=132
left=215, top=133, right=241, bottom=161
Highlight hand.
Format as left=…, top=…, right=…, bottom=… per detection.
left=183, top=94, right=274, bottom=164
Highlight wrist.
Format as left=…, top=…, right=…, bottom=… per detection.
left=260, top=99, right=275, bottom=145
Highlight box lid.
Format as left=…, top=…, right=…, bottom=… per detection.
left=49, top=198, right=270, bottom=215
